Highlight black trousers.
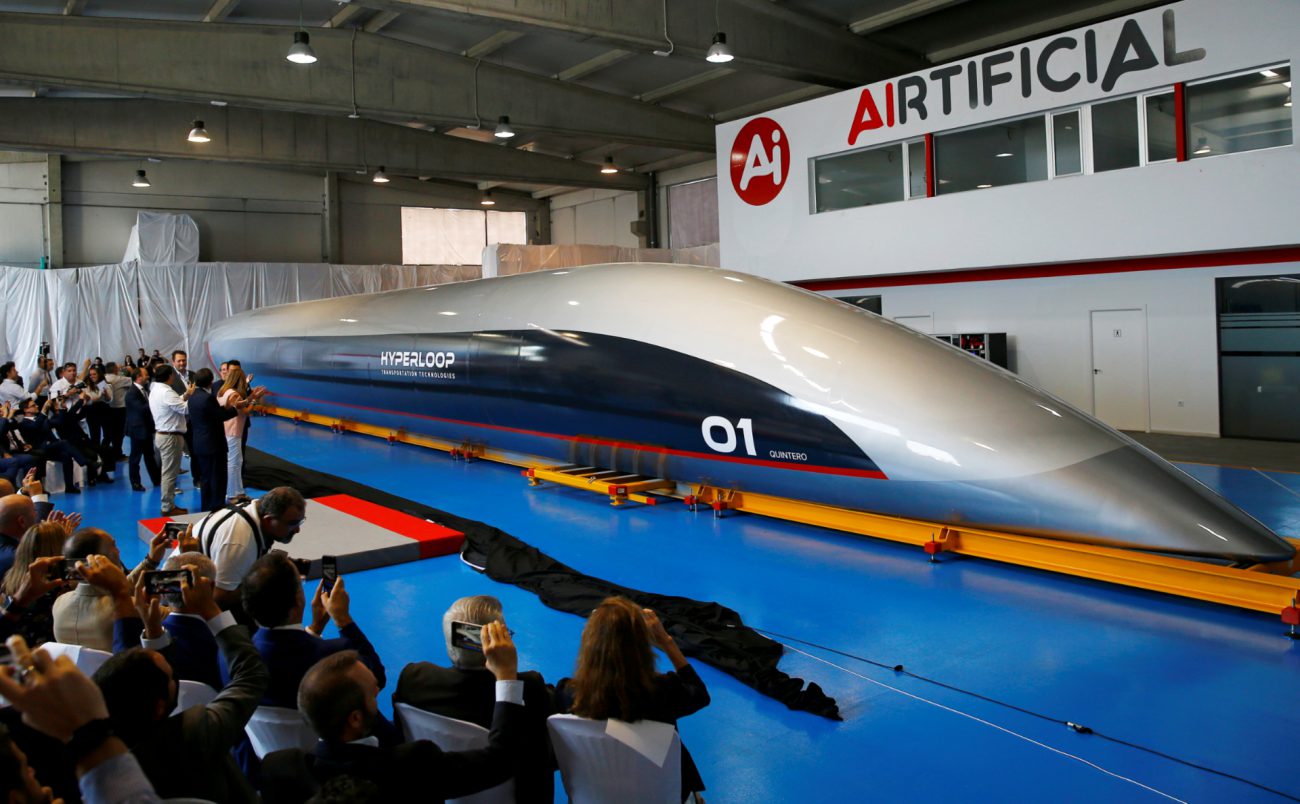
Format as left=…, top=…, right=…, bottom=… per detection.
left=128, top=432, right=161, bottom=487
left=107, top=408, right=127, bottom=460
left=195, top=451, right=227, bottom=513
left=184, top=428, right=201, bottom=483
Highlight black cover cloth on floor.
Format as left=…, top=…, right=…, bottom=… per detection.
left=243, top=445, right=842, bottom=720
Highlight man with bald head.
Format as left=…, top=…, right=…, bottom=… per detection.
left=0, top=493, right=37, bottom=578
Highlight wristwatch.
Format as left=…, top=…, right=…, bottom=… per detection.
left=67, top=718, right=114, bottom=761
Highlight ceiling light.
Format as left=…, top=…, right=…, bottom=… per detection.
left=706, top=32, right=734, bottom=63
left=209, top=100, right=227, bottom=107
left=187, top=120, right=210, bottom=144
left=1193, top=137, right=1211, bottom=155
left=1285, top=94, right=1293, bottom=108
left=372, top=166, right=389, bottom=183
left=600, top=157, right=619, bottom=174
left=995, top=152, right=1013, bottom=158
left=1260, top=69, right=1279, bottom=78
left=976, top=183, right=992, bottom=189
left=132, top=169, right=151, bottom=188
left=493, top=115, right=515, bottom=139
left=480, top=190, right=496, bottom=206
left=287, top=30, right=317, bottom=64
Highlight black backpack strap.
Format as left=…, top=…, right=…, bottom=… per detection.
left=197, top=503, right=265, bottom=559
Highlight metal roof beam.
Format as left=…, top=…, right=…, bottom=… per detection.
left=363, top=0, right=922, bottom=87
left=0, top=14, right=715, bottom=152
left=463, top=30, right=524, bottom=59
left=0, top=98, right=650, bottom=190
left=323, top=4, right=368, bottom=29
left=361, top=9, right=400, bottom=32
left=926, top=0, right=1157, bottom=63
left=62, top=0, right=88, bottom=15
left=849, top=0, right=971, bottom=35
left=554, top=49, right=632, bottom=82
left=638, top=68, right=733, bottom=104
left=202, top=0, right=241, bottom=23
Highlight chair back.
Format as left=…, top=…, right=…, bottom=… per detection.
left=38, top=642, right=111, bottom=676
left=394, top=703, right=515, bottom=804
left=174, top=679, right=218, bottom=713
left=244, top=706, right=318, bottom=758
left=547, top=714, right=681, bottom=804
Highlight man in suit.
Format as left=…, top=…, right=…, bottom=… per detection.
left=91, top=555, right=269, bottom=804
left=124, top=366, right=161, bottom=492
left=187, top=368, right=249, bottom=513
left=0, top=407, right=40, bottom=488
left=12, top=397, right=87, bottom=492
left=236, top=551, right=387, bottom=711
left=394, top=595, right=556, bottom=803
left=167, top=350, right=201, bottom=486
left=259, top=622, right=527, bottom=804
left=113, top=552, right=225, bottom=691
left=0, top=494, right=38, bottom=579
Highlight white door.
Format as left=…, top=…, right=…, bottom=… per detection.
left=1090, top=309, right=1148, bottom=431
left=894, top=314, right=933, bottom=333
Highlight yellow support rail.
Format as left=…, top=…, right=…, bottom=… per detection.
left=257, top=404, right=1300, bottom=621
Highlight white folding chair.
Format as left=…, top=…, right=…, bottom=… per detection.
left=173, top=679, right=218, bottom=713
left=38, top=642, right=111, bottom=676
left=42, top=461, right=86, bottom=495
left=244, top=706, right=318, bottom=758
left=394, top=703, right=515, bottom=804
left=547, top=714, right=681, bottom=804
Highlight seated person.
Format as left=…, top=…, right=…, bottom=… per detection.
left=11, top=396, right=89, bottom=492
left=236, top=551, right=386, bottom=709
left=88, top=555, right=269, bottom=803
left=0, top=522, right=71, bottom=646
left=52, top=527, right=170, bottom=651
left=556, top=597, right=711, bottom=803
left=260, top=623, right=526, bottom=804
left=113, top=552, right=224, bottom=691
left=395, top=595, right=556, bottom=803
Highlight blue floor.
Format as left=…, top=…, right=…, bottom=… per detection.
left=88, top=418, right=1300, bottom=803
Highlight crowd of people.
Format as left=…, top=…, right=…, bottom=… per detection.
left=2, top=349, right=264, bottom=515
left=0, top=347, right=713, bottom=803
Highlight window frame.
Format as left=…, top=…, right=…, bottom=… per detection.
left=1184, top=62, right=1293, bottom=162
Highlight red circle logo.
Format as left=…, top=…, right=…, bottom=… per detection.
left=729, top=117, right=790, bottom=206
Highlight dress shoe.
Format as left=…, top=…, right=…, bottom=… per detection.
left=87, top=477, right=97, bottom=487
left=131, top=483, right=147, bottom=492
left=65, top=485, right=81, bottom=495
left=162, top=506, right=189, bottom=516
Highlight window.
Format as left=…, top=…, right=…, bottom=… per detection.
left=401, top=208, right=527, bottom=265
left=1144, top=92, right=1177, bottom=163
left=813, top=144, right=904, bottom=212
left=906, top=140, right=927, bottom=199
left=934, top=115, right=1047, bottom=195
left=1188, top=65, right=1292, bottom=159
left=1051, top=111, right=1082, bottom=176
left=1091, top=96, right=1140, bottom=173
left=667, top=178, right=720, bottom=248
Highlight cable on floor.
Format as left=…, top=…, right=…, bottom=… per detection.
left=753, top=626, right=1300, bottom=803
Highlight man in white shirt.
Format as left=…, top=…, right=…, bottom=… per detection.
left=0, top=362, right=37, bottom=407
left=167, top=350, right=201, bottom=486
left=149, top=364, right=193, bottom=516
left=46, top=362, right=80, bottom=400
left=26, top=356, right=55, bottom=397
left=193, top=485, right=306, bottom=611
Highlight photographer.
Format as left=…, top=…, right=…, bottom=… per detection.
left=26, top=351, right=55, bottom=401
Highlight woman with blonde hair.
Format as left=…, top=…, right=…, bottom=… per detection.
left=0, top=522, right=71, bottom=645
left=557, top=596, right=710, bottom=802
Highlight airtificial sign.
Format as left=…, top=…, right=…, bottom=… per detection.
left=846, top=8, right=1204, bottom=145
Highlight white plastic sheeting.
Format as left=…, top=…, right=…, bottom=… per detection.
left=482, top=243, right=720, bottom=277
left=121, top=212, right=201, bottom=265
left=0, top=262, right=480, bottom=380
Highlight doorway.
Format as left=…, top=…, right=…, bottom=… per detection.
left=1090, top=308, right=1149, bottom=431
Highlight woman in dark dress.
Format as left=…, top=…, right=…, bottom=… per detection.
left=556, top=596, right=711, bottom=802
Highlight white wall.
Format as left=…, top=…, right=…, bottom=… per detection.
left=0, top=159, right=51, bottom=268
left=831, top=258, right=1298, bottom=436
left=549, top=160, right=718, bottom=249
left=715, top=0, right=1300, bottom=282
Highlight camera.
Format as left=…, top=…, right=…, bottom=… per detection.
left=73, top=381, right=87, bottom=390
left=38, top=342, right=50, bottom=358
left=143, top=569, right=193, bottom=596
left=50, top=558, right=85, bottom=583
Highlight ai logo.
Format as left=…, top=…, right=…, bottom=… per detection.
left=730, top=117, right=790, bottom=206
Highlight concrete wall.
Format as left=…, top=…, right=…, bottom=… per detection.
left=0, top=156, right=549, bottom=268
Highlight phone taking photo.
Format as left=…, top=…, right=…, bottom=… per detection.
left=143, top=569, right=193, bottom=596
left=162, top=521, right=186, bottom=546
left=450, top=621, right=484, bottom=652
left=321, top=554, right=338, bottom=593
left=51, top=558, right=84, bottom=583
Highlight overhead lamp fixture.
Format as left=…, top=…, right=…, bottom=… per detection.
left=705, top=0, right=731, bottom=63
left=652, top=0, right=674, bottom=56
left=372, top=166, right=390, bottom=183
left=976, top=183, right=992, bottom=189
left=1260, top=69, right=1279, bottom=78
left=1286, top=93, right=1293, bottom=108
left=186, top=120, right=210, bottom=143
left=995, top=152, right=1013, bottom=158
left=1193, top=137, right=1211, bottom=155
left=132, top=169, right=151, bottom=188
left=287, top=30, right=317, bottom=64
left=600, top=156, right=619, bottom=174
left=706, top=32, right=733, bottom=63
left=493, top=115, right=515, bottom=139
left=480, top=190, right=496, bottom=206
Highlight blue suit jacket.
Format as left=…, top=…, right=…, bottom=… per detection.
left=186, top=388, right=236, bottom=457
left=232, top=623, right=387, bottom=708
left=123, top=383, right=156, bottom=441
left=114, top=612, right=224, bottom=691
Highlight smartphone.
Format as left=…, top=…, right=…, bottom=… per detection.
left=162, top=521, right=187, bottom=546
left=51, top=558, right=84, bottom=583
left=321, top=554, right=338, bottom=593
left=450, top=621, right=484, bottom=652
left=143, top=569, right=193, bottom=596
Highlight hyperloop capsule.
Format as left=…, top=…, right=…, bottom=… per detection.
left=206, top=262, right=1295, bottom=564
